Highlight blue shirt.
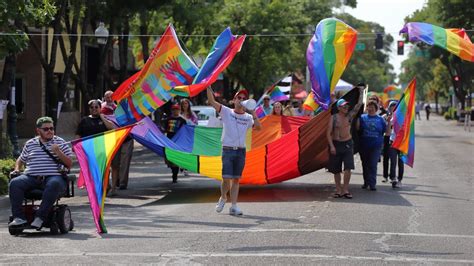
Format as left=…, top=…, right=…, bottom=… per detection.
left=359, top=114, right=386, bottom=149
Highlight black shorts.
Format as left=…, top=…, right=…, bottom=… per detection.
left=328, top=139, right=355, bottom=174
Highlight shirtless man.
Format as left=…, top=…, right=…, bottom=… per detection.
left=327, top=90, right=363, bottom=199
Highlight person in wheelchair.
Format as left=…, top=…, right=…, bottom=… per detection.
left=8, top=116, right=73, bottom=230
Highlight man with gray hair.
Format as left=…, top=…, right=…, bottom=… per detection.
left=8, top=116, right=73, bottom=229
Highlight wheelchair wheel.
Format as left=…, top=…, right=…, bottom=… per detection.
left=50, top=222, right=60, bottom=235
left=56, top=206, right=72, bottom=234
left=9, top=227, right=24, bottom=236
left=69, top=219, right=74, bottom=231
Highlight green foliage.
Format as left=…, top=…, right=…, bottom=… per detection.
left=0, top=0, right=56, bottom=56
left=443, top=107, right=457, bottom=120
left=0, top=158, right=15, bottom=195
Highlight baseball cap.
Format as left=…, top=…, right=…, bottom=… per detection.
left=336, top=99, right=349, bottom=108
left=234, top=89, right=249, bottom=99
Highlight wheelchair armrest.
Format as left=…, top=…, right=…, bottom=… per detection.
left=64, top=174, right=76, bottom=198
left=66, top=174, right=77, bottom=182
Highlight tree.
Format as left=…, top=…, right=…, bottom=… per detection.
left=426, top=59, right=451, bottom=113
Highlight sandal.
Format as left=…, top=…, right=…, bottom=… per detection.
left=332, top=193, right=342, bottom=198
left=342, top=193, right=353, bottom=199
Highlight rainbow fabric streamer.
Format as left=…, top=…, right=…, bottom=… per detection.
left=112, top=24, right=199, bottom=126
left=72, top=126, right=133, bottom=233
left=172, top=28, right=246, bottom=97
left=306, top=18, right=358, bottom=110
left=130, top=88, right=361, bottom=185
left=392, top=79, right=416, bottom=167
left=400, top=22, right=474, bottom=62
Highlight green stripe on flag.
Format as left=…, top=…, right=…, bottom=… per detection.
left=323, top=20, right=337, bottom=80
left=433, top=25, right=447, bottom=48
left=193, top=126, right=223, bottom=156
left=165, top=148, right=198, bottom=173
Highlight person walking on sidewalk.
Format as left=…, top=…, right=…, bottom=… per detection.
left=425, top=103, right=432, bottom=121
left=207, top=87, right=262, bottom=215
left=8, top=116, right=73, bottom=229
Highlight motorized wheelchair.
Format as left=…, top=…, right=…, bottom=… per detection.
left=7, top=172, right=76, bottom=236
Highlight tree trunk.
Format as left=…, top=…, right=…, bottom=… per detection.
left=57, top=1, right=80, bottom=103
left=119, top=16, right=130, bottom=84
left=139, top=10, right=150, bottom=64
left=434, top=91, right=439, bottom=114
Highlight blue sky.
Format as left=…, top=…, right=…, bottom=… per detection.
left=342, top=0, right=427, bottom=78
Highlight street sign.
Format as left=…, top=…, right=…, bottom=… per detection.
left=355, top=43, right=366, bottom=51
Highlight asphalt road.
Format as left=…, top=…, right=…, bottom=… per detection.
left=0, top=113, right=473, bottom=265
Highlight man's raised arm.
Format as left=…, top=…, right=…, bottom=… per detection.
left=207, top=87, right=221, bottom=112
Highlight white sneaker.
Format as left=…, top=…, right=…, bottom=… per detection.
left=229, top=206, right=243, bottom=216
left=9, top=217, right=27, bottom=227
left=215, top=198, right=226, bottom=213
left=31, top=217, right=43, bottom=229
left=382, top=177, right=388, bottom=183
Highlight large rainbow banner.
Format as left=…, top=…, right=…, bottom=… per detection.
left=72, top=126, right=133, bottom=233
left=305, top=18, right=358, bottom=111
left=392, top=79, right=416, bottom=167
left=400, top=22, right=474, bottom=62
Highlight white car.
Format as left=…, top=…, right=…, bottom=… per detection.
left=191, top=106, right=221, bottom=127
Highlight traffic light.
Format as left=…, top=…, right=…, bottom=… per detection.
left=453, top=75, right=461, bottom=88
left=375, top=33, right=383, bottom=49
left=397, top=41, right=404, bottom=55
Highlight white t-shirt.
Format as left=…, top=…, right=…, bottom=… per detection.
left=220, top=105, right=254, bottom=148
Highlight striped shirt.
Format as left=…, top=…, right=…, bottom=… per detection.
left=19, top=136, right=73, bottom=176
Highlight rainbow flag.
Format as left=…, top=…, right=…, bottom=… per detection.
left=112, top=24, right=199, bottom=126
left=255, top=75, right=292, bottom=118
left=392, top=79, right=416, bottom=167
left=72, top=126, right=133, bottom=233
left=306, top=18, right=358, bottom=111
left=172, top=28, right=246, bottom=97
left=400, top=22, right=474, bottom=62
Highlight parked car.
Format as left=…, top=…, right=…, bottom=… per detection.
left=191, top=106, right=220, bottom=126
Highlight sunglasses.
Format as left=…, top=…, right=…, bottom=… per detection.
left=89, top=106, right=100, bottom=109
left=39, top=127, right=55, bottom=132
left=264, top=98, right=270, bottom=101
left=237, top=96, right=247, bottom=100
